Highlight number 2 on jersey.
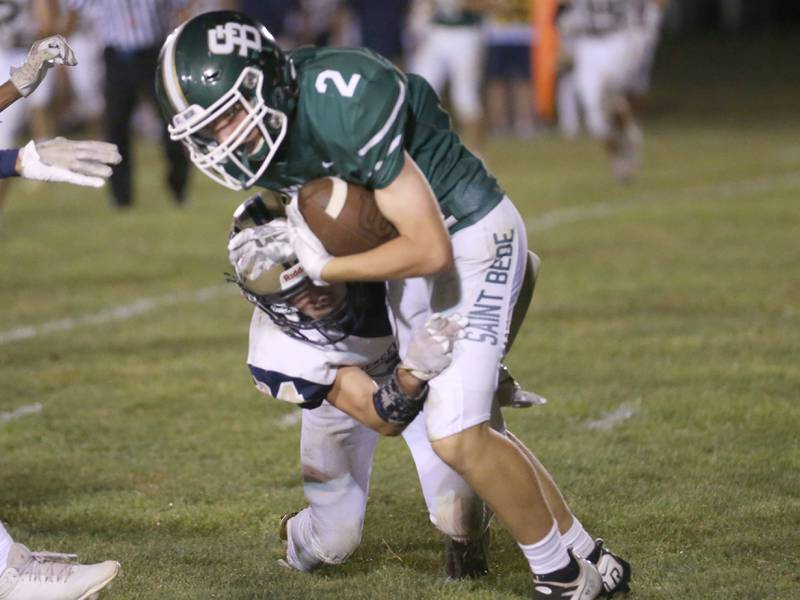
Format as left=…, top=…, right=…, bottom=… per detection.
left=315, top=70, right=362, bottom=97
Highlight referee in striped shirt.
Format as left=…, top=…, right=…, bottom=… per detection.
left=65, top=0, right=191, bottom=208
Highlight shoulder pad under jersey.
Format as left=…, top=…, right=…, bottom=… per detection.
left=294, top=47, right=408, bottom=189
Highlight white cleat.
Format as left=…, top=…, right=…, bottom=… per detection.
left=0, top=543, right=120, bottom=600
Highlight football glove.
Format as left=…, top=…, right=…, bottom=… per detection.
left=227, top=220, right=294, bottom=283
left=285, top=194, right=332, bottom=286
left=18, top=137, right=121, bottom=188
left=10, top=35, right=77, bottom=97
left=400, top=313, right=468, bottom=381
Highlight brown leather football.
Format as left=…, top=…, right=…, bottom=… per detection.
left=298, top=177, right=398, bottom=256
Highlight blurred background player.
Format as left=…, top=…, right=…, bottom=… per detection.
left=557, top=0, right=665, bottom=182
left=63, top=0, right=192, bottom=209
left=0, top=33, right=122, bottom=600
left=408, top=0, right=489, bottom=154
left=59, top=0, right=104, bottom=138
left=484, top=0, right=537, bottom=138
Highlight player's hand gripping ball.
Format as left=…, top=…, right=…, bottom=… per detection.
left=297, top=177, right=398, bottom=256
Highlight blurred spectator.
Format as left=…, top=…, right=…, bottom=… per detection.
left=64, top=0, right=191, bottom=208
left=484, top=0, right=537, bottom=138
left=408, top=0, right=490, bottom=154
left=344, top=0, right=412, bottom=67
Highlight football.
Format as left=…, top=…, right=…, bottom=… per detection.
left=298, top=177, right=398, bottom=256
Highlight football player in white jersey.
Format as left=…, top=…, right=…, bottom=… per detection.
left=558, top=0, right=665, bottom=182
left=227, top=193, right=631, bottom=593
left=229, top=192, right=494, bottom=576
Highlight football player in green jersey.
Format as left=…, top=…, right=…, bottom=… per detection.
left=156, top=11, right=630, bottom=599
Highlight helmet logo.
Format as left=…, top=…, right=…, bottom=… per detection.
left=280, top=264, right=306, bottom=289
left=208, top=22, right=262, bottom=57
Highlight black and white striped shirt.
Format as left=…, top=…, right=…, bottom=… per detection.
left=65, top=0, right=188, bottom=50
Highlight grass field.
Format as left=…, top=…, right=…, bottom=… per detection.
left=1, top=36, right=799, bottom=599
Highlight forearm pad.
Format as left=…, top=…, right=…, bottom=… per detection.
left=372, top=371, right=429, bottom=427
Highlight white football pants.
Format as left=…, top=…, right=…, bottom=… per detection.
left=0, top=522, right=13, bottom=572
left=285, top=402, right=500, bottom=571
left=388, top=196, right=528, bottom=441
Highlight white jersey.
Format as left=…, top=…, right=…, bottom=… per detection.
left=247, top=305, right=398, bottom=409
left=0, top=0, right=38, bottom=51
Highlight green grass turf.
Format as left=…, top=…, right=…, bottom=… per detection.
left=1, top=36, right=799, bottom=599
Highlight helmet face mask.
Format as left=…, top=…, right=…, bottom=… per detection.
left=228, top=193, right=359, bottom=345
left=168, top=67, right=287, bottom=191
left=157, top=11, right=296, bottom=191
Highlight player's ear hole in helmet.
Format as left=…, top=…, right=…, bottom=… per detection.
left=227, top=193, right=363, bottom=345
left=156, top=10, right=297, bottom=192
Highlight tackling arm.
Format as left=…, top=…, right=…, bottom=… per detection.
left=0, top=81, right=22, bottom=113
left=327, top=366, right=427, bottom=437
left=320, top=152, right=453, bottom=282
left=327, top=312, right=466, bottom=435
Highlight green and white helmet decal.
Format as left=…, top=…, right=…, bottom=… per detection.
left=156, top=11, right=297, bottom=191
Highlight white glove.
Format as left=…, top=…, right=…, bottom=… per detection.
left=285, top=194, right=333, bottom=286
left=227, top=220, right=294, bottom=283
left=400, top=313, right=468, bottom=381
left=10, top=35, right=77, bottom=97
left=18, top=137, right=122, bottom=188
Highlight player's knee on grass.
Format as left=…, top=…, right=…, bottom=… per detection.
left=314, top=518, right=363, bottom=565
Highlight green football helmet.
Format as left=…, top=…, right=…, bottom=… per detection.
left=156, top=10, right=297, bottom=191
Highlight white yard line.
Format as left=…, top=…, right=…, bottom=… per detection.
left=526, top=171, right=800, bottom=232
left=0, top=403, right=43, bottom=424
left=585, top=402, right=639, bottom=432
left=0, top=285, right=232, bottom=346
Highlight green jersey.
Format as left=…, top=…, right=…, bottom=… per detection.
left=256, top=46, right=503, bottom=234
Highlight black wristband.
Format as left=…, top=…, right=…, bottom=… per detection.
left=372, top=370, right=429, bottom=427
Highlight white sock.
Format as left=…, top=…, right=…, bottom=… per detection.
left=0, top=523, right=13, bottom=572
left=561, top=516, right=597, bottom=560
left=518, top=522, right=570, bottom=575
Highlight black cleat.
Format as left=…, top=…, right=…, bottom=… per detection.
left=594, top=539, right=631, bottom=597
left=532, top=551, right=603, bottom=600
left=443, top=528, right=490, bottom=580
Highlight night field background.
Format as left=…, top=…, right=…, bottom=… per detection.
left=1, top=35, right=798, bottom=599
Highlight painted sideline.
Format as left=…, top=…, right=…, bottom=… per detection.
left=0, top=285, right=233, bottom=346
